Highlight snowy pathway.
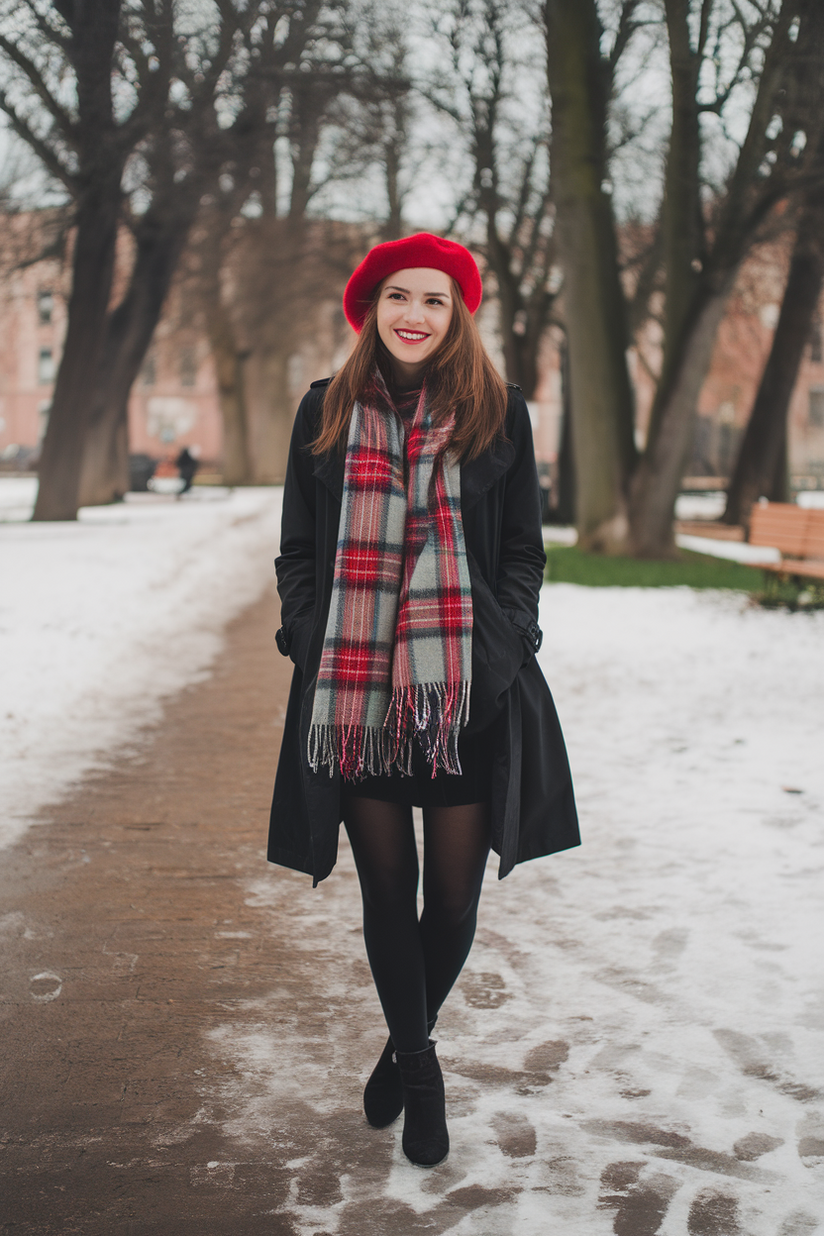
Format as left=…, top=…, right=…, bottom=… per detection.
left=0, top=480, right=282, bottom=847
left=256, top=587, right=824, bottom=1234
left=1, top=477, right=822, bottom=1231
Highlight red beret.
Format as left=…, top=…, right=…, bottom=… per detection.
left=343, top=233, right=483, bottom=332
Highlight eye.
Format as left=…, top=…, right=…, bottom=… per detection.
left=387, top=291, right=406, bottom=301
left=426, top=297, right=446, bottom=307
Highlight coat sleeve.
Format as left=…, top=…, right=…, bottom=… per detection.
left=275, top=389, right=321, bottom=669
left=496, top=392, right=546, bottom=654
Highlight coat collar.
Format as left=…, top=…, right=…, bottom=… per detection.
left=312, top=449, right=343, bottom=502
left=312, top=436, right=514, bottom=509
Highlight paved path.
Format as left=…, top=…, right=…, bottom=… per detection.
left=1, top=586, right=822, bottom=1236
left=0, top=585, right=356, bottom=1234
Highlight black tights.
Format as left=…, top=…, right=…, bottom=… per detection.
left=343, top=796, right=491, bottom=1053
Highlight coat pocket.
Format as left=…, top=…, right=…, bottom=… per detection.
left=465, top=562, right=526, bottom=735
left=282, top=609, right=314, bottom=672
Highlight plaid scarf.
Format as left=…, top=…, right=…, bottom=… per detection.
left=308, top=372, right=472, bottom=780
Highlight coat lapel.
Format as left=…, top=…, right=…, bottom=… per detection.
left=460, top=436, right=515, bottom=510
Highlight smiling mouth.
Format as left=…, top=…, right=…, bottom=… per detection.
left=395, top=330, right=430, bottom=343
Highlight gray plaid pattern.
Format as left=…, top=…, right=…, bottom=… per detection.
left=308, top=377, right=472, bottom=780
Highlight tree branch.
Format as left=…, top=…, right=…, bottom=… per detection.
left=0, top=33, right=76, bottom=138
left=51, top=0, right=74, bottom=27
left=714, top=0, right=795, bottom=248
left=20, top=0, right=71, bottom=52
left=696, top=0, right=714, bottom=59
left=698, top=6, right=770, bottom=114
left=0, top=91, right=76, bottom=192
left=608, top=0, right=644, bottom=74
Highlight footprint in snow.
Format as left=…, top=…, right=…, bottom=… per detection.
left=777, top=1212, right=822, bottom=1236
left=491, top=1111, right=537, bottom=1159
left=687, top=1188, right=742, bottom=1235
left=598, top=1160, right=679, bottom=1236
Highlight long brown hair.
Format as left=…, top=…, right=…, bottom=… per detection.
left=312, top=278, right=508, bottom=460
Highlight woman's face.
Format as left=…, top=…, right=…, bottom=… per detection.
left=376, top=267, right=454, bottom=382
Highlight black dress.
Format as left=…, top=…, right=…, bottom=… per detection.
left=342, top=381, right=492, bottom=808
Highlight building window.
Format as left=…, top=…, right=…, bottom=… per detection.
left=37, top=290, right=54, bottom=324
left=179, top=346, right=197, bottom=387
left=809, top=387, right=824, bottom=428
left=38, top=348, right=55, bottom=385
left=141, top=350, right=156, bottom=386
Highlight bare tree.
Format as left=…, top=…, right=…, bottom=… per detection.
left=425, top=0, right=557, bottom=398
left=187, top=1, right=413, bottom=485
left=724, top=0, right=824, bottom=527
left=0, top=0, right=258, bottom=517
left=77, top=5, right=260, bottom=505
left=544, top=0, right=823, bottom=556
left=544, top=0, right=640, bottom=550
left=1, top=0, right=127, bottom=519
left=626, top=0, right=807, bottom=556
left=327, top=11, right=412, bottom=240
left=722, top=202, right=824, bottom=525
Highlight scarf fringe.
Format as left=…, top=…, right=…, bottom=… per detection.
left=308, top=681, right=472, bottom=781
left=384, top=681, right=471, bottom=778
left=308, top=722, right=394, bottom=781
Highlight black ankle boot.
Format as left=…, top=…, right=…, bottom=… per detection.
left=363, top=1036, right=403, bottom=1128
left=395, top=1040, right=449, bottom=1167
left=363, top=1019, right=437, bottom=1129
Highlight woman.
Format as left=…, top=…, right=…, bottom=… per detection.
left=269, top=233, right=579, bottom=1167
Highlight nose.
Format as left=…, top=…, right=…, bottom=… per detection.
left=404, top=297, right=426, bottom=324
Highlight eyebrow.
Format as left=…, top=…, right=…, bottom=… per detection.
left=385, top=284, right=452, bottom=298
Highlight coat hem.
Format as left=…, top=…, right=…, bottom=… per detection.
left=267, top=846, right=314, bottom=878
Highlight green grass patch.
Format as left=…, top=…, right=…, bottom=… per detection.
left=544, top=545, right=764, bottom=591
left=759, top=574, right=824, bottom=610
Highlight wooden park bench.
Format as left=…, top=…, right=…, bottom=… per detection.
left=749, top=502, right=824, bottom=584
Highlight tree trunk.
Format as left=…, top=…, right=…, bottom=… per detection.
left=32, top=176, right=122, bottom=519
left=493, top=267, right=548, bottom=398
left=382, top=94, right=406, bottom=241
left=544, top=0, right=637, bottom=552
left=78, top=389, right=130, bottom=508
left=724, top=202, right=824, bottom=528
left=625, top=0, right=706, bottom=558
left=629, top=286, right=730, bottom=556
left=770, top=429, right=790, bottom=503
left=658, top=0, right=703, bottom=391
left=553, top=333, right=576, bottom=524
left=79, top=212, right=193, bottom=506
left=246, top=346, right=294, bottom=484
left=507, top=328, right=541, bottom=402
left=206, top=304, right=252, bottom=486
left=31, top=0, right=123, bottom=521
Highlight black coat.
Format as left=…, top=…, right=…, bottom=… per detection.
left=268, top=380, right=579, bottom=885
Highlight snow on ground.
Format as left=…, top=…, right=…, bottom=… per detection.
left=2, top=475, right=823, bottom=1230
left=543, top=512, right=783, bottom=564
left=0, top=477, right=282, bottom=847
left=676, top=532, right=781, bottom=563
left=232, top=585, right=824, bottom=1235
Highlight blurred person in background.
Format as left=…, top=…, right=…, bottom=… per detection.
left=268, top=234, right=579, bottom=1166
left=175, top=445, right=199, bottom=495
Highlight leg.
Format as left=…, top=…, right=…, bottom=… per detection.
left=419, top=801, right=491, bottom=1025
left=343, top=795, right=429, bottom=1054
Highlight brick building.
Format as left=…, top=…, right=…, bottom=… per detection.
left=2, top=214, right=823, bottom=492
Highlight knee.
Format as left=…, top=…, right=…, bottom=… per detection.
left=423, top=883, right=480, bottom=927
left=360, top=872, right=419, bottom=919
